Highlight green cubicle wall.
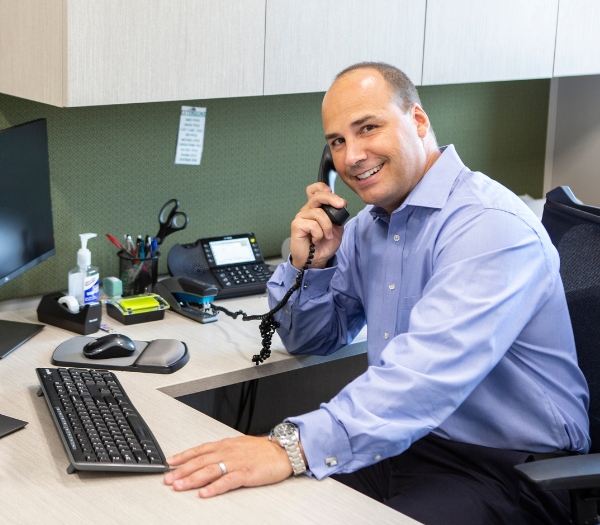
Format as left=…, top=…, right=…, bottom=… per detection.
left=0, top=79, right=549, bottom=301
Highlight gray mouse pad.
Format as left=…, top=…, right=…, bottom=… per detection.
left=52, top=336, right=188, bottom=374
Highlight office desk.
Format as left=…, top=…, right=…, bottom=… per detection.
left=0, top=295, right=419, bottom=525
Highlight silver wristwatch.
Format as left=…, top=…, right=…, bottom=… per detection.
left=269, top=422, right=307, bottom=476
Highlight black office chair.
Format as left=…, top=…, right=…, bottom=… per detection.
left=515, top=186, right=600, bottom=525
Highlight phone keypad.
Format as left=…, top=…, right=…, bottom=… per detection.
left=216, top=264, right=272, bottom=288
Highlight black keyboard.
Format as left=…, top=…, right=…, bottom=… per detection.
left=36, top=367, right=168, bottom=474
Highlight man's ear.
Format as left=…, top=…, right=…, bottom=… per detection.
left=412, top=104, right=431, bottom=139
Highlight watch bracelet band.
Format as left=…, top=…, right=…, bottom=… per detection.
left=285, top=441, right=306, bottom=476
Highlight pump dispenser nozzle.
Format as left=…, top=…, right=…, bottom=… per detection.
left=77, top=233, right=97, bottom=268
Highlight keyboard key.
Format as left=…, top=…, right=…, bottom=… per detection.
left=126, top=414, right=150, bottom=442
left=122, top=452, right=136, bottom=464
left=104, top=395, right=118, bottom=407
left=133, top=450, right=149, bottom=464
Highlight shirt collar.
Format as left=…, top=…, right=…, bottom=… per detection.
left=369, top=144, right=465, bottom=219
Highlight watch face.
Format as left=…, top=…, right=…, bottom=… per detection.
left=271, top=422, right=296, bottom=440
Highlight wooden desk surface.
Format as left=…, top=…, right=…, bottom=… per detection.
left=0, top=295, right=419, bottom=525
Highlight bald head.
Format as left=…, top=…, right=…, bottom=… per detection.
left=334, top=62, right=422, bottom=113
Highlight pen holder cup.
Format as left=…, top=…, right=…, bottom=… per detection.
left=118, top=251, right=160, bottom=297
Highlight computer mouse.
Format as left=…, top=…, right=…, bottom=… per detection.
left=83, top=333, right=136, bottom=360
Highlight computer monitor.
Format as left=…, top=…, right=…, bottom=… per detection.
left=0, top=118, right=55, bottom=357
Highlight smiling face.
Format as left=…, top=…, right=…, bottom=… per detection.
left=322, top=68, right=440, bottom=214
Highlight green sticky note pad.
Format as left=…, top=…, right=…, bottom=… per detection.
left=119, top=295, right=160, bottom=313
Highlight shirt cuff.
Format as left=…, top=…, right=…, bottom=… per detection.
left=277, top=256, right=337, bottom=288
left=288, top=408, right=353, bottom=480
left=290, top=267, right=338, bottom=305
left=269, top=261, right=338, bottom=332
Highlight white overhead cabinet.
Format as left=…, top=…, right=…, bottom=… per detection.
left=554, top=0, right=600, bottom=77
left=3, top=0, right=600, bottom=106
left=0, top=0, right=63, bottom=106
left=0, top=0, right=266, bottom=107
left=263, top=0, right=427, bottom=94
left=422, top=0, right=559, bottom=85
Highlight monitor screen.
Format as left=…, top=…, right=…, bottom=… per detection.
left=0, top=119, right=55, bottom=287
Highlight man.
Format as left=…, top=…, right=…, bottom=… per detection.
left=164, top=63, right=589, bottom=525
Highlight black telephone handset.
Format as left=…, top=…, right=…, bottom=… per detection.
left=317, top=144, right=350, bottom=226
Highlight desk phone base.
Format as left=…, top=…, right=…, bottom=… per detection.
left=37, top=367, right=168, bottom=474
left=167, top=233, right=273, bottom=299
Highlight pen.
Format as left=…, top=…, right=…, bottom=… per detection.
left=136, top=235, right=144, bottom=259
left=126, top=235, right=136, bottom=256
left=106, top=234, right=134, bottom=257
left=146, top=235, right=153, bottom=258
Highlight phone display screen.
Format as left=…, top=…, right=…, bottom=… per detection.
left=209, top=237, right=256, bottom=266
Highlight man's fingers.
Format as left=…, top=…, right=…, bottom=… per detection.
left=171, top=462, right=225, bottom=491
left=304, top=185, right=346, bottom=211
left=293, top=216, right=327, bottom=244
left=290, top=206, right=346, bottom=269
left=165, top=453, right=220, bottom=484
left=198, top=471, right=245, bottom=498
left=167, top=456, right=259, bottom=495
left=166, top=442, right=217, bottom=466
left=306, top=182, right=332, bottom=199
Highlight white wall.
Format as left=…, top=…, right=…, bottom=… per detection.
left=548, top=75, right=600, bottom=206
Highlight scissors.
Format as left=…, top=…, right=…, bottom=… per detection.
left=156, top=199, right=189, bottom=245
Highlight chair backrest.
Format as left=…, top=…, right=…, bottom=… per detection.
left=542, top=186, right=600, bottom=453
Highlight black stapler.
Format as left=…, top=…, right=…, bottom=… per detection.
left=154, top=277, right=219, bottom=324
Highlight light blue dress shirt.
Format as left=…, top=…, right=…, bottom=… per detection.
left=267, top=145, right=590, bottom=480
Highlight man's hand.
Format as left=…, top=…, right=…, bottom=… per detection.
left=290, top=182, right=347, bottom=269
left=164, top=435, right=293, bottom=498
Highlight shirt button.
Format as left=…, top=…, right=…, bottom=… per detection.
left=393, top=235, right=400, bottom=242
left=389, top=283, right=395, bottom=290
left=374, top=455, right=382, bottom=461
left=383, top=332, right=389, bottom=340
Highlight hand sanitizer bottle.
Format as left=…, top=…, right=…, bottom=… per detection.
left=68, top=233, right=100, bottom=305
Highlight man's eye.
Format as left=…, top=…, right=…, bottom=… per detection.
left=362, top=125, right=376, bottom=133
left=331, top=138, right=344, bottom=146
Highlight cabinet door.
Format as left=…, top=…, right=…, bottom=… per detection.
left=0, top=0, right=63, bottom=106
left=65, top=0, right=266, bottom=106
left=554, top=0, right=600, bottom=77
left=422, top=0, right=558, bottom=85
left=264, top=0, right=426, bottom=96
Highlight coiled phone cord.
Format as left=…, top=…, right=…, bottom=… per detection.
left=210, top=243, right=316, bottom=365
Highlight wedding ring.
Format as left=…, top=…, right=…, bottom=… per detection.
left=218, top=461, right=227, bottom=475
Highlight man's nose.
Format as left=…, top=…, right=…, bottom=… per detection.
left=344, top=139, right=367, bottom=166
